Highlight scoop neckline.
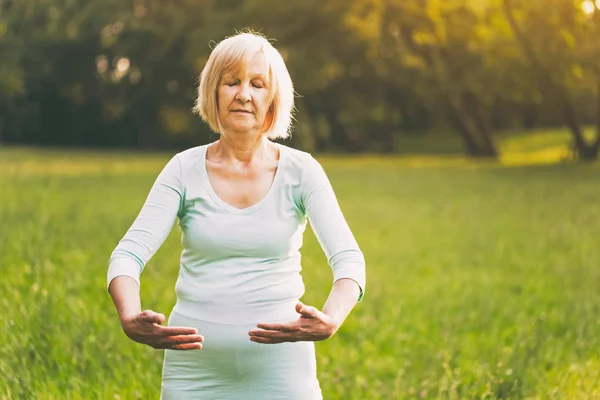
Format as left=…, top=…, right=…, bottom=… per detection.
left=200, top=142, right=284, bottom=215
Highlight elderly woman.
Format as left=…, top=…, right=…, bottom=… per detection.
left=107, top=31, right=366, bottom=399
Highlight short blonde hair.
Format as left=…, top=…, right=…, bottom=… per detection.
left=194, top=31, right=295, bottom=139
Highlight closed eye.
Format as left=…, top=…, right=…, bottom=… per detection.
left=252, top=80, right=266, bottom=89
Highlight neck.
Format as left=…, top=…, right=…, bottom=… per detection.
left=215, top=133, right=271, bottom=163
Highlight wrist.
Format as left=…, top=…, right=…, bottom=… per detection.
left=118, top=311, right=139, bottom=326
left=323, top=311, right=342, bottom=333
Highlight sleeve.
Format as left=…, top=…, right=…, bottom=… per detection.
left=300, top=155, right=366, bottom=302
left=107, top=154, right=184, bottom=290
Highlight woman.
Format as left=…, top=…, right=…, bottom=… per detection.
left=107, top=31, right=366, bottom=399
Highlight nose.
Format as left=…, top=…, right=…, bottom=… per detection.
left=235, top=82, right=251, bottom=102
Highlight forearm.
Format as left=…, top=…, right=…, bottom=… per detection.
left=321, top=278, right=361, bottom=329
left=108, top=276, right=142, bottom=323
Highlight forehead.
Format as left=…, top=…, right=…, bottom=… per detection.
left=222, top=51, right=270, bottom=79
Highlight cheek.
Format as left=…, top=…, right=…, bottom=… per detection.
left=218, top=88, right=231, bottom=107
left=255, top=93, right=270, bottom=113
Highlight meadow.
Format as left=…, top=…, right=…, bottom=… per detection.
left=1, top=129, right=600, bottom=399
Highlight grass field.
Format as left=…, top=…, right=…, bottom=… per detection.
left=1, top=129, right=600, bottom=399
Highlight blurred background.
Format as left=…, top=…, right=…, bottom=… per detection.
left=2, top=1, right=600, bottom=399
left=1, top=0, right=599, bottom=158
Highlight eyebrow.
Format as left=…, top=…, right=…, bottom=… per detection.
left=221, top=72, right=269, bottom=82
left=252, top=74, right=268, bottom=81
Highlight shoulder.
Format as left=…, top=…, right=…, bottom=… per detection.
left=277, top=143, right=329, bottom=194
left=175, top=145, right=207, bottom=163
left=169, top=144, right=208, bottom=174
left=278, top=143, right=322, bottom=172
left=153, top=145, right=207, bottom=186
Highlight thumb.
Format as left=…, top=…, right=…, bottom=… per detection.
left=296, top=302, right=319, bottom=318
left=140, top=310, right=165, bottom=325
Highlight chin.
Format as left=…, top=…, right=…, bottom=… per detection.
left=226, top=122, right=262, bottom=133
left=229, top=125, right=254, bottom=133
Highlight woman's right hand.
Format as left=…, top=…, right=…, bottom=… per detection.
left=120, top=309, right=204, bottom=350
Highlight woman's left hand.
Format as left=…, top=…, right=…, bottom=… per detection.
left=248, top=302, right=339, bottom=344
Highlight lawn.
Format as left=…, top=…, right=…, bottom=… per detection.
left=1, top=131, right=600, bottom=399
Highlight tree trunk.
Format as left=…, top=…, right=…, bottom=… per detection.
left=445, top=109, right=484, bottom=156
left=581, top=76, right=600, bottom=160
left=475, top=122, right=499, bottom=158
left=398, top=22, right=499, bottom=158
left=381, top=88, right=398, bottom=153
left=503, top=0, right=597, bottom=160
left=445, top=93, right=498, bottom=157
left=597, top=77, right=600, bottom=140
left=465, top=91, right=499, bottom=157
left=594, top=76, right=600, bottom=150
left=559, top=84, right=595, bottom=160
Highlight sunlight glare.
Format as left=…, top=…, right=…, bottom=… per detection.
left=582, top=0, right=595, bottom=14
left=96, top=55, right=108, bottom=74
left=116, top=58, right=130, bottom=74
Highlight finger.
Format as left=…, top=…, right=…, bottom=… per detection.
left=255, top=322, right=294, bottom=332
left=139, top=310, right=165, bottom=325
left=296, top=303, right=319, bottom=319
left=248, top=329, right=293, bottom=340
left=157, top=326, right=199, bottom=336
left=160, top=341, right=203, bottom=350
left=173, top=342, right=203, bottom=350
left=249, top=336, right=286, bottom=344
left=166, top=334, right=204, bottom=344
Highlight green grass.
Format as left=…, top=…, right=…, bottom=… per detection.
left=1, top=131, right=600, bottom=399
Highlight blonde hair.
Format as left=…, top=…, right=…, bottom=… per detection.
left=194, top=31, right=295, bottom=139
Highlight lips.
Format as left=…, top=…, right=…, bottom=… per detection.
left=232, top=110, right=252, bottom=114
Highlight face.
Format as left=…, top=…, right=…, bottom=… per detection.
left=217, top=52, right=272, bottom=136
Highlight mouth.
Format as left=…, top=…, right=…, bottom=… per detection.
left=232, top=110, right=252, bottom=114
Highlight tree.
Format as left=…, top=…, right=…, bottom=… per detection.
left=503, top=0, right=600, bottom=160
left=376, top=0, right=507, bottom=157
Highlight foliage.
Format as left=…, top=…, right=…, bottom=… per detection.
left=502, top=0, right=600, bottom=159
left=0, top=0, right=599, bottom=158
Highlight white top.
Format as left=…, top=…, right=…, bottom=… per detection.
left=107, top=143, right=366, bottom=325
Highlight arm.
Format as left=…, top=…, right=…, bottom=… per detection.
left=107, top=154, right=184, bottom=290
left=109, top=275, right=142, bottom=323
left=321, top=277, right=362, bottom=330
left=107, top=155, right=202, bottom=350
left=302, top=154, right=366, bottom=304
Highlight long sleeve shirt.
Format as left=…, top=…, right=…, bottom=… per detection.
left=107, top=143, right=365, bottom=325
